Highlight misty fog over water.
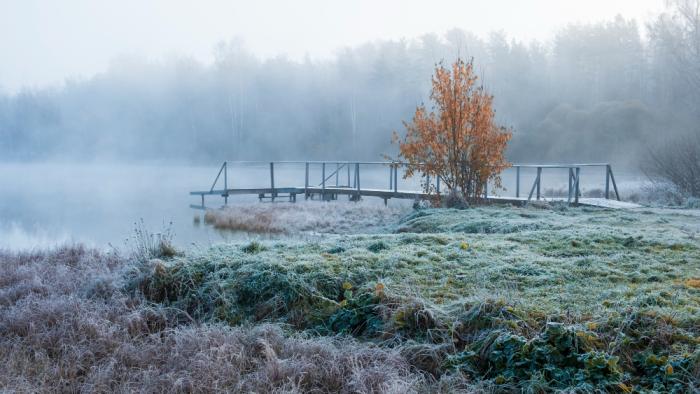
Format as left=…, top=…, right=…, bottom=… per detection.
left=1, top=1, right=698, bottom=249
left=0, top=162, right=646, bottom=250
left=0, top=162, right=227, bottom=249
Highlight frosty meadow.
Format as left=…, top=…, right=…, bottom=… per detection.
left=2, top=0, right=700, bottom=393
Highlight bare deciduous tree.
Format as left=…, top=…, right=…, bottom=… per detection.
left=646, top=131, right=700, bottom=197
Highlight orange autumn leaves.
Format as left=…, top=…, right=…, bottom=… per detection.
left=393, top=58, right=512, bottom=203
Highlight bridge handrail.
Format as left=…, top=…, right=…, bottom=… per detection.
left=211, top=160, right=611, bottom=168
left=199, top=160, right=620, bottom=207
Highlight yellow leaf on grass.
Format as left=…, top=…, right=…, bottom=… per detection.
left=665, top=364, right=674, bottom=375
left=685, top=278, right=700, bottom=289
left=618, top=383, right=632, bottom=393
left=375, top=283, right=385, bottom=295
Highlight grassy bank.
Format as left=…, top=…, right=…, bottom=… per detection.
left=143, top=205, right=700, bottom=392
left=0, top=246, right=441, bottom=393
left=2, top=204, right=699, bottom=392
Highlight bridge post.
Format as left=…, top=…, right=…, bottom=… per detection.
left=355, top=162, right=361, bottom=201
left=388, top=164, right=393, bottom=191
left=516, top=166, right=520, bottom=198
left=305, top=162, right=309, bottom=200
left=270, top=162, right=275, bottom=202
left=322, top=162, right=326, bottom=200
left=568, top=167, right=573, bottom=203
left=609, top=166, right=620, bottom=201
left=335, top=162, right=339, bottom=187
left=526, top=168, right=541, bottom=205
left=223, top=162, right=228, bottom=205
left=536, top=167, right=542, bottom=200
left=347, top=164, right=351, bottom=187
left=437, top=175, right=441, bottom=195
left=393, top=165, right=398, bottom=193
left=574, top=167, right=580, bottom=205
left=605, top=164, right=611, bottom=199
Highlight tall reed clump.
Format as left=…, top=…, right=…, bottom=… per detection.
left=128, top=219, right=178, bottom=263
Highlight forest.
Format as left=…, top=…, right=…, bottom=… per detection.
left=1, top=5, right=698, bottom=168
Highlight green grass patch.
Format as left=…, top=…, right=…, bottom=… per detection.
left=130, top=205, right=700, bottom=391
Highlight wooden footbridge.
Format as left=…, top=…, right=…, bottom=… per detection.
left=190, top=161, right=639, bottom=209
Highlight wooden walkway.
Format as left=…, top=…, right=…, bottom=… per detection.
left=191, top=161, right=639, bottom=209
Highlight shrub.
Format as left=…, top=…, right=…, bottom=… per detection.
left=393, top=57, right=512, bottom=203
left=448, top=323, right=624, bottom=390
left=242, top=240, right=266, bottom=254
left=367, top=241, right=389, bottom=253
left=645, top=130, right=700, bottom=198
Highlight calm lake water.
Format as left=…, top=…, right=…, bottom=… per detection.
left=0, top=162, right=645, bottom=251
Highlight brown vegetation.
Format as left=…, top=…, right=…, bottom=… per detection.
left=393, top=57, right=512, bottom=203
left=203, top=201, right=409, bottom=234
left=646, top=131, right=700, bottom=198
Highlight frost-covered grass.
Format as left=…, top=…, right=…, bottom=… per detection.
left=2, top=205, right=699, bottom=392
left=139, top=205, right=700, bottom=392
left=0, top=245, right=460, bottom=393
left=203, top=200, right=411, bottom=234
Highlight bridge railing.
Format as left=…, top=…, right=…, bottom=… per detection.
left=200, top=160, right=620, bottom=205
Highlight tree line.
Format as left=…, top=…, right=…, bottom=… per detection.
left=0, top=1, right=697, bottom=170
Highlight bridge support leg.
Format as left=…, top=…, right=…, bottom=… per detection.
left=270, top=162, right=275, bottom=202
left=322, top=162, right=326, bottom=201
left=335, top=163, right=339, bottom=187
left=526, top=168, right=542, bottom=205
left=305, top=162, right=309, bottom=200
left=568, top=168, right=573, bottom=203
left=354, top=163, right=361, bottom=201
left=574, top=167, right=580, bottom=206
left=389, top=164, right=393, bottom=191
left=609, top=166, right=620, bottom=201
left=605, top=164, right=611, bottom=199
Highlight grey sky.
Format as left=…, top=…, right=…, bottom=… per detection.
left=1, top=0, right=663, bottom=93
